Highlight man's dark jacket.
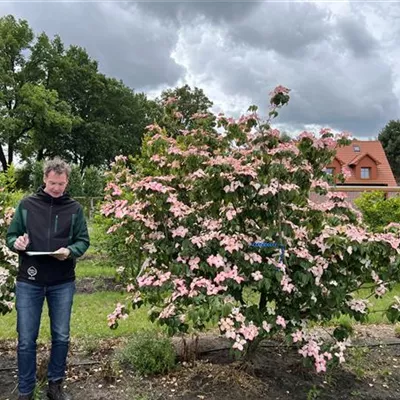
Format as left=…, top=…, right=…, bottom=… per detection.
left=6, top=187, right=90, bottom=285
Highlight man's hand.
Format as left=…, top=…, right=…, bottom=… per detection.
left=14, top=234, right=29, bottom=251
left=52, top=247, right=71, bottom=261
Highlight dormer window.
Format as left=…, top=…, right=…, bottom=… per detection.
left=361, top=167, right=371, bottom=179
left=353, top=145, right=360, bottom=152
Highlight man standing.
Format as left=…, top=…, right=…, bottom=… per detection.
left=6, top=158, right=90, bottom=400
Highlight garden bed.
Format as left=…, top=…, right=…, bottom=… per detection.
left=1, top=325, right=400, bottom=399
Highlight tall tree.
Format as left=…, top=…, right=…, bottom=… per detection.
left=26, top=40, right=159, bottom=169
left=0, top=16, right=73, bottom=171
left=1, top=15, right=159, bottom=171
left=378, top=120, right=400, bottom=183
left=159, top=84, right=214, bottom=134
left=0, top=15, right=33, bottom=170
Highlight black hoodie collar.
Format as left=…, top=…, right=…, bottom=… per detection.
left=36, top=186, right=72, bottom=204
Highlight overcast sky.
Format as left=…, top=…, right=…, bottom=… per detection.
left=1, top=0, right=400, bottom=138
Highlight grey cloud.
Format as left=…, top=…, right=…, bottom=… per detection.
left=0, top=2, right=184, bottom=90
left=336, top=16, right=377, bottom=58
left=226, top=3, right=334, bottom=58
left=1, top=1, right=399, bottom=137
left=134, top=0, right=261, bottom=24
left=173, top=8, right=397, bottom=136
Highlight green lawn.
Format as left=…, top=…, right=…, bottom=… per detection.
left=2, top=284, right=398, bottom=341
left=337, top=284, right=400, bottom=325
left=0, top=292, right=154, bottom=341
left=75, top=258, right=115, bottom=278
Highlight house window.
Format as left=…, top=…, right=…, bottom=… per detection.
left=324, top=167, right=334, bottom=175
left=361, top=167, right=371, bottom=179
left=353, top=145, right=360, bottom=152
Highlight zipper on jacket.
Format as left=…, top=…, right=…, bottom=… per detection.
left=48, top=197, right=53, bottom=251
left=54, top=215, right=59, bottom=233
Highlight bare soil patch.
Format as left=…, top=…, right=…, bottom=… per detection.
left=75, top=277, right=122, bottom=294
left=1, top=325, right=400, bottom=400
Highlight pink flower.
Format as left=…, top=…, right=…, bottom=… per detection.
left=226, top=208, right=237, bottom=221
left=219, top=317, right=234, bottom=332
left=107, top=303, right=128, bottom=328
left=239, top=322, right=259, bottom=341
left=328, top=192, right=348, bottom=201
left=214, top=266, right=244, bottom=284
left=171, top=226, right=189, bottom=238
left=220, top=235, right=244, bottom=253
left=299, top=339, right=321, bottom=359
left=145, top=124, right=163, bottom=134
left=291, top=330, right=303, bottom=343
left=269, top=85, right=290, bottom=96
left=251, top=271, right=263, bottom=281
left=341, top=166, right=352, bottom=179
left=192, top=169, right=207, bottom=178
left=347, top=299, right=369, bottom=314
left=207, top=254, right=225, bottom=268
left=311, top=179, right=330, bottom=191
left=143, top=181, right=169, bottom=193
left=188, top=257, right=201, bottom=271
left=298, top=131, right=314, bottom=141
left=159, top=303, right=176, bottom=319
left=315, top=356, right=327, bottom=373
left=375, top=284, right=387, bottom=297
left=262, top=321, right=272, bottom=332
left=232, top=336, right=247, bottom=351
left=276, top=315, right=286, bottom=329
left=281, top=274, right=295, bottom=293
left=224, top=181, right=244, bottom=193
left=244, top=252, right=262, bottom=264
left=336, top=131, right=352, bottom=140
left=126, top=284, right=135, bottom=292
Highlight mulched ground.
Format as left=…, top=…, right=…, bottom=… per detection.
left=1, top=325, right=400, bottom=400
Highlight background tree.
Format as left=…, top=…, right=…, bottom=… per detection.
left=1, top=15, right=158, bottom=171
left=158, top=84, right=214, bottom=136
left=378, top=120, right=400, bottom=183
left=82, top=166, right=105, bottom=197
left=0, top=15, right=74, bottom=171
left=0, top=15, right=33, bottom=170
left=66, top=164, right=83, bottom=197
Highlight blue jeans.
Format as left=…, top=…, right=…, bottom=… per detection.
left=16, top=281, right=75, bottom=395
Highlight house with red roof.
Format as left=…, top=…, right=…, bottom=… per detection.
left=325, top=140, right=397, bottom=186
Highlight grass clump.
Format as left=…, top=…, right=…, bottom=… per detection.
left=117, top=330, right=176, bottom=376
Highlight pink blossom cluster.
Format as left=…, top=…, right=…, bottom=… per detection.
left=269, top=85, right=290, bottom=97
left=299, top=338, right=332, bottom=373
left=137, top=270, right=171, bottom=287
left=107, top=303, right=128, bottom=328
left=346, top=299, right=369, bottom=314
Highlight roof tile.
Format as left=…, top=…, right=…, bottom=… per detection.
left=330, top=140, right=397, bottom=186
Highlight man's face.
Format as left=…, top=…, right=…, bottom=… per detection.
left=43, top=171, right=69, bottom=198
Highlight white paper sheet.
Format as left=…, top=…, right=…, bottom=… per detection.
left=26, top=251, right=58, bottom=256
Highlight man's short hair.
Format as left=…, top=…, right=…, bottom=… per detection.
left=43, top=157, right=71, bottom=178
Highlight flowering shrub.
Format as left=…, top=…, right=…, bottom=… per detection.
left=0, top=188, right=18, bottom=315
left=102, top=86, right=400, bottom=372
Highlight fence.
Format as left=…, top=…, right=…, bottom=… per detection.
left=75, top=187, right=400, bottom=219
left=310, top=186, right=400, bottom=206
left=74, top=197, right=103, bottom=219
